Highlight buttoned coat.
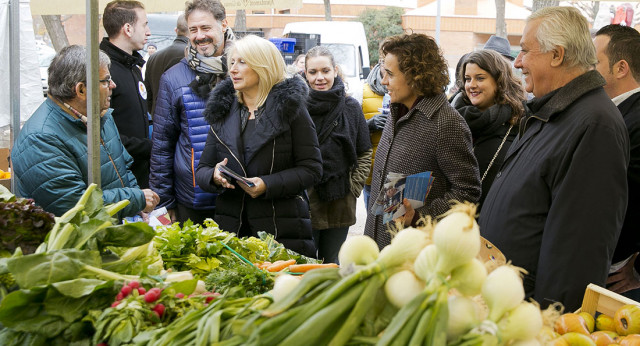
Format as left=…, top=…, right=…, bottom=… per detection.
left=479, top=71, right=630, bottom=311
left=364, top=94, right=481, bottom=249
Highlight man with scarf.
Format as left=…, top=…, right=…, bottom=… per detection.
left=100, top=0, right=152, bottom=188
left=149, top=0, right=233, bottom=224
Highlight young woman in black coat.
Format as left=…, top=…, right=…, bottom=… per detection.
left=195, top=35, right=322, bottom=258
left=452, top=49, right=526, bottom=208
left=304, top=46, right=372, bottom=263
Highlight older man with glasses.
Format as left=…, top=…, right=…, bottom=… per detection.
left=11, top=45, right=159, bottom=218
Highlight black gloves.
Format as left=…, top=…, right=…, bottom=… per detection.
left=367, top=113, right=388, bottom=132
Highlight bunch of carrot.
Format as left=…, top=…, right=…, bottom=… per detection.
left=254, top=259, right=338, bottom=273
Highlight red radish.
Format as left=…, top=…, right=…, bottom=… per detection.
left=175, top=293, right=185, bottom=299
left=137, top=287, right=146, bottom=295
left=120, top=285, right=132, bottom=297
left=128, top=281, right=140, bottom=289
left=153, top=303, right=165, bottom=317
left=115, top=292, right=124, bottom=301
left=111, top=301, right=119, bottom=308
left=144, top=288, right=161, bottom=303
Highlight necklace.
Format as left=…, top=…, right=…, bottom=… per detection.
left=52, top=97, right=125, bottom=188
left=61, top=101, right=88, bottom=125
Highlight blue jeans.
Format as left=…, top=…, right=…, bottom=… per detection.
left=363, top=184, right=371, bottom=212
left=312, top=227, right=349, bottom=264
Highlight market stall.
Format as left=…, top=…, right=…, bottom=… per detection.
left=1, top=185, right=640, bottom=345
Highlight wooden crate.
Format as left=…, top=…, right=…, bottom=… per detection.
left=579, top=284, right=640, bottom=316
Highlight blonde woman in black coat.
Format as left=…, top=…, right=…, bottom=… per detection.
left=196, top=35, right=322, bottom=257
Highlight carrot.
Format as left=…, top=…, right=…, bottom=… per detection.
left=266, top=259, right=297, bottom=272
left=257, top=262, right=272, bottom=269
left=288, top=263, right=339, bottom=273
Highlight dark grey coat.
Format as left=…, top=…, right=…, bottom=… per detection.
left=196, top=76, right=322, bottom=258
left=479, top=71, right=630, bottom=311
left=364, top=94, right=481, bottom=248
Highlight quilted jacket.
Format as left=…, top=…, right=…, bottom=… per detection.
left=149, top=59, right=217, bottom=211
left=11, top=98, right=145, bottom=217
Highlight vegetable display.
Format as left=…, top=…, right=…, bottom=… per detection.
left=2, top=191, right=609, bottom=346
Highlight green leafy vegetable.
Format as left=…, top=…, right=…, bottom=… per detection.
left=205, top=264, right=275, bottom=298
left=0, top=185, right=55, bottom=254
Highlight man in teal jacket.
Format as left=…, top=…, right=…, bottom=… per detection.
left=11, top=45, right=159, bottom=217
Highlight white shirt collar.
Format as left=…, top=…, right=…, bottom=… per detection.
left=612, top=86, right=640, bottom=106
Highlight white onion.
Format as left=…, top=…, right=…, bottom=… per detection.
left=482, top=265, right=525, bottom=322
left=413, top=244, right=439, bottom=282
left=433, top=211, right=481, bottom=276
left=498, top=301, right=543, bottom=342
left=338, top=235, right=380, bottom=267
left=447, top=295, right=481, bottom=341
left=449, top=259, right=487, bottom=297
left=271, top=274, right=301, bottom=303
left=384, top=270, right=425, bottom=309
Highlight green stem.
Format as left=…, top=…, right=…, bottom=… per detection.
left=48, top=223, right=75, bottom=250
left=105, top=199, right=130, bottom=217
left=329, top=273, right=385, bottom=346
left=82, top=264, right=139, bottom=282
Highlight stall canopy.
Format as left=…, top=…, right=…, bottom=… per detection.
left=29, top=0, right=302, bottom=14
left=0, top=0, right=42, bottom=129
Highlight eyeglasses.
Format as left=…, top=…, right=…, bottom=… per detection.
left=98, top=77, right=113, bottom=85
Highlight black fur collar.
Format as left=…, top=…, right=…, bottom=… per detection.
left=203, top=74, right=309, bottom=126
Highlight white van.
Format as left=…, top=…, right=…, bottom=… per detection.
left=282, top=21, right=370, bottom=103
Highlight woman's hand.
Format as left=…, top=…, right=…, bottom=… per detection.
left=213, top=158, right=235, bottom=189
left=238, top=177, right=267, bottom=198
left=393, top=198, right=416, bottom=228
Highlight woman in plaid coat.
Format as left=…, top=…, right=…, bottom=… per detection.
left=364, top=34, right=481, bottom=249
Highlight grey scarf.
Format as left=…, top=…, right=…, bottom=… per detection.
left=186, top=28, right=236, bottom=98
left=366, top=63, right=387, bottom=96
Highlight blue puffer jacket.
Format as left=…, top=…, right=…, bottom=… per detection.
left=150, top=59, right=216, bottom=210
left=11, top=98, right=145, bottom=217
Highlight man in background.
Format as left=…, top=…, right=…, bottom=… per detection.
left=100, top=0, right=152, bottom=188
left=149, top=0, right=233, bottom=224
left=145, top=14, right=189, bottom=115
left=594, top=24, right=640, bottom=300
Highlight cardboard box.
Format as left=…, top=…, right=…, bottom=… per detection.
left=0, top=148, right=10, bottom=191
left=0, top=148, right=9, bottom=171
left=578, top=283, right=640, bottom=316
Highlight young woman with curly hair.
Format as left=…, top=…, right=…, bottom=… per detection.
left=452, top=49, right=526, bottom=208
left=364, top=33, right=481, bottom=249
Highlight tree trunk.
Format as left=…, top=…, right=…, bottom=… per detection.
left=235, top=10, right=246, bottom=32
left=496, top=0, right=507, bottom=38
left=323, top=0, right=332, bottom=21
left=41, top=15, right=69, bottom=52
left=532, top=0, right=560, bottom=13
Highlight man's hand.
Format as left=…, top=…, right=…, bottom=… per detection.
left=142, top=189, right=160, bottom=213
left=607, top=253, right=640, bottom=294
left=167, top=208, right=177, bottom=223
left=238, top=177, right=267, bottom=198
left=367, top=113, right=388, bottom=132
